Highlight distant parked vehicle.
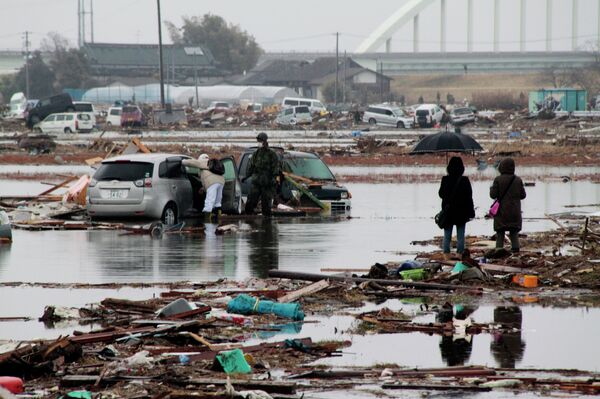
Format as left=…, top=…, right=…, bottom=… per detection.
left=73, top=101, right=97, bottom=127
left=282, top=97, right=327, bottom=114
left=362, top=104, right=414, bottom=128
left=26, top=93, right=74, bottom=128
left=35, top=112, right=94, bottom=134
left=450, top=107, right=476, bottom=125
left=7, top=92, right=27, bottom=119
left=205, top=101, right=231, bottom=113
left=120, top=105, right=144, bottom=127
left=275, top=105, right=312, bottom=126
left=87, top=153, right=243, bottom=223
left=106, top=107, right=122, bottom=127
left=415, top=104, right=445, bottom=128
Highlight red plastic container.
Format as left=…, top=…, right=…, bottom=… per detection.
left=0, top=376, right=24, bottom=393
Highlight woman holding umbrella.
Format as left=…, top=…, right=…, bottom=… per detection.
left=438, top=156, right=475, bottom=256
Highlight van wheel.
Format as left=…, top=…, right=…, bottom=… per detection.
left=161, top=203, right=178, bottom=225
left=396, top=121, right=405, bottom=129
left=106, top=122, right=112, bottom=127
left=368, top=118, right=377, bottom=125
left=64, top=127, right=72, bottom=133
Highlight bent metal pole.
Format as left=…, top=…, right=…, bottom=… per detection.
left=268, top=270, right=476, bottom=292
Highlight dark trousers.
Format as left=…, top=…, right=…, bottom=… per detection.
left=245, top=184, right=273, bottom=216
left=496, top=229, right=520, bottom=251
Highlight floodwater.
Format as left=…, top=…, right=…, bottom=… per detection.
left=1, top=166, right=600, bottom=381
left=1, top=178, right=599, bottom=283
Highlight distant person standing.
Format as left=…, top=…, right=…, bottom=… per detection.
left=438, top=156, right=475, bottom=256
left=183, top=154, right=225, bottom=221
left=490, top=158, right=526, bottom=252
left=244, top=132, right=280, bottom=216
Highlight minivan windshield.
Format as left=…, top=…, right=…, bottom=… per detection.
left=94, top=162, right=153, bottom=181
left=284, top=157, right=335, bottom=181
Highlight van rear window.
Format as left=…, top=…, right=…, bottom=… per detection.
left=74, top=103, right=93, bottom=112
left=296, top=106, right=310, bottom=113
left=94, top=162, right=153, bottom=181
left=416, top=110, right=430, bottom=117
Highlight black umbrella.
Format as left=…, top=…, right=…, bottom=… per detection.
left=410, top=130, right=483, bottom=155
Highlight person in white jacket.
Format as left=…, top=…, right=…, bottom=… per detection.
left=182, top=154, right=225, bottom=220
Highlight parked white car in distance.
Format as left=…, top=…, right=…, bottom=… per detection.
left=106, top=107, right=122, bottom=127
left=73, top=101, right=97, bottom=128
left=36, top=112, right=94, bottom=133
left=415, top=104, right=445, bottom=128
left=362, top=104, right=414, bottom=128
left=282, top=97, right=327, bottom=114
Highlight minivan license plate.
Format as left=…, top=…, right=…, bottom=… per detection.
left=103, top=189, right=127, bottom=199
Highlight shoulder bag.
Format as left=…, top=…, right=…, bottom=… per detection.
left=488, top=175, right=516, bottom=218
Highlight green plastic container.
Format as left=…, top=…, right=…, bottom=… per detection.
left=399, top=268, right=428, bottom=281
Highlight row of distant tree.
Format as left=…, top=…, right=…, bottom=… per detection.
left=0, top=14, right=262, bottom=101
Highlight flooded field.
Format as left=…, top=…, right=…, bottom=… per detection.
left=1, top=176, right=599, bottom=283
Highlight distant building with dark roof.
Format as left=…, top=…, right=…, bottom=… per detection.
left=236, top=57, right=391, bottom=101
left=82, top=43, right=219, bottom=85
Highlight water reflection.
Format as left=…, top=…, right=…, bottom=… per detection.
left=437, top=305, right=477, bottom=367
left=247, top=219, right=279, bottom=277
left=491, top=306, right=526, bottom=368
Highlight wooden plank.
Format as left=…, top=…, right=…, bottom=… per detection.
left=38, top=176, right=78, bottom=196
left=278, top=280, right=330, bottom=303
left=284, top=175, right=327, bottom=210
left=131, top=137, right=151, bottom=153
left=269, top=270, right=474, bottom=291
left=481, top=263, right=536, bottom=274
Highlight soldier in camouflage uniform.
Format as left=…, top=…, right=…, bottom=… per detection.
left=244, top=132, right=280, bottom=216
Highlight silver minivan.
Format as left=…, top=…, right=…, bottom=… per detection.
left=87, top=153, right=243, bottom=223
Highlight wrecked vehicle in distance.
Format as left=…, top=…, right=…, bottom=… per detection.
left=450, top=107, right=476, bottom=125
left=238, top=147, right=351, bottom=214
left=363, top=104, right=414, bottom=128
left=87, top=153, right=243, bottom=224
left=275, top=105, right=312, bottom=126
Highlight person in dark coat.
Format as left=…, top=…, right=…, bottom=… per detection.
left=438, top=156, right=475, bottom=255
left=490, top=158, right=526, bottom=252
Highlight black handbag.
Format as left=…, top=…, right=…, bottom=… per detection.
left=435, top=177, right=462, bottom=229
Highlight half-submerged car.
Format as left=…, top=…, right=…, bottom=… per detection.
left=87, top=153, right=242, bottom=223
left=238, top=148, right=351, bottom=214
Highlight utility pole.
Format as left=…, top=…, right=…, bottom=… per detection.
left=77, top=0, right=81, bottom=47
left=23, top=31, right=31, bottom=99
left=90, top=0, right=94, bottom=43
left=335, top=32, right=339, bottom=105
left=157, top=0, right=165, bottom=108
left=342, top=50, right=347, bottom=104
left=81, top=0, right=86, bottom=45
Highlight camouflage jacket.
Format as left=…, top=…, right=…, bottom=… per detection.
left=248, top=147, right=280, bottom=186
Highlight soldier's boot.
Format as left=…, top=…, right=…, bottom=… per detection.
left=202, top=212, right=212, bottom=222
left=211, top=207, right=221, bottom=223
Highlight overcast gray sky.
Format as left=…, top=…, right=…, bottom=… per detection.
left=1, top=0, right=598, bottom=53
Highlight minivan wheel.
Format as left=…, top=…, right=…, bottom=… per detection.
left=64, top=127, right=72, bottom=133
left=161, top=203, right=178, bottom=225
left=368, top=118, right=377, bottom=126
left=396, top=121, right=405, bottom=129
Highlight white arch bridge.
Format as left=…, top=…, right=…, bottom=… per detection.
left=356, top=0, right=596, bottom=53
